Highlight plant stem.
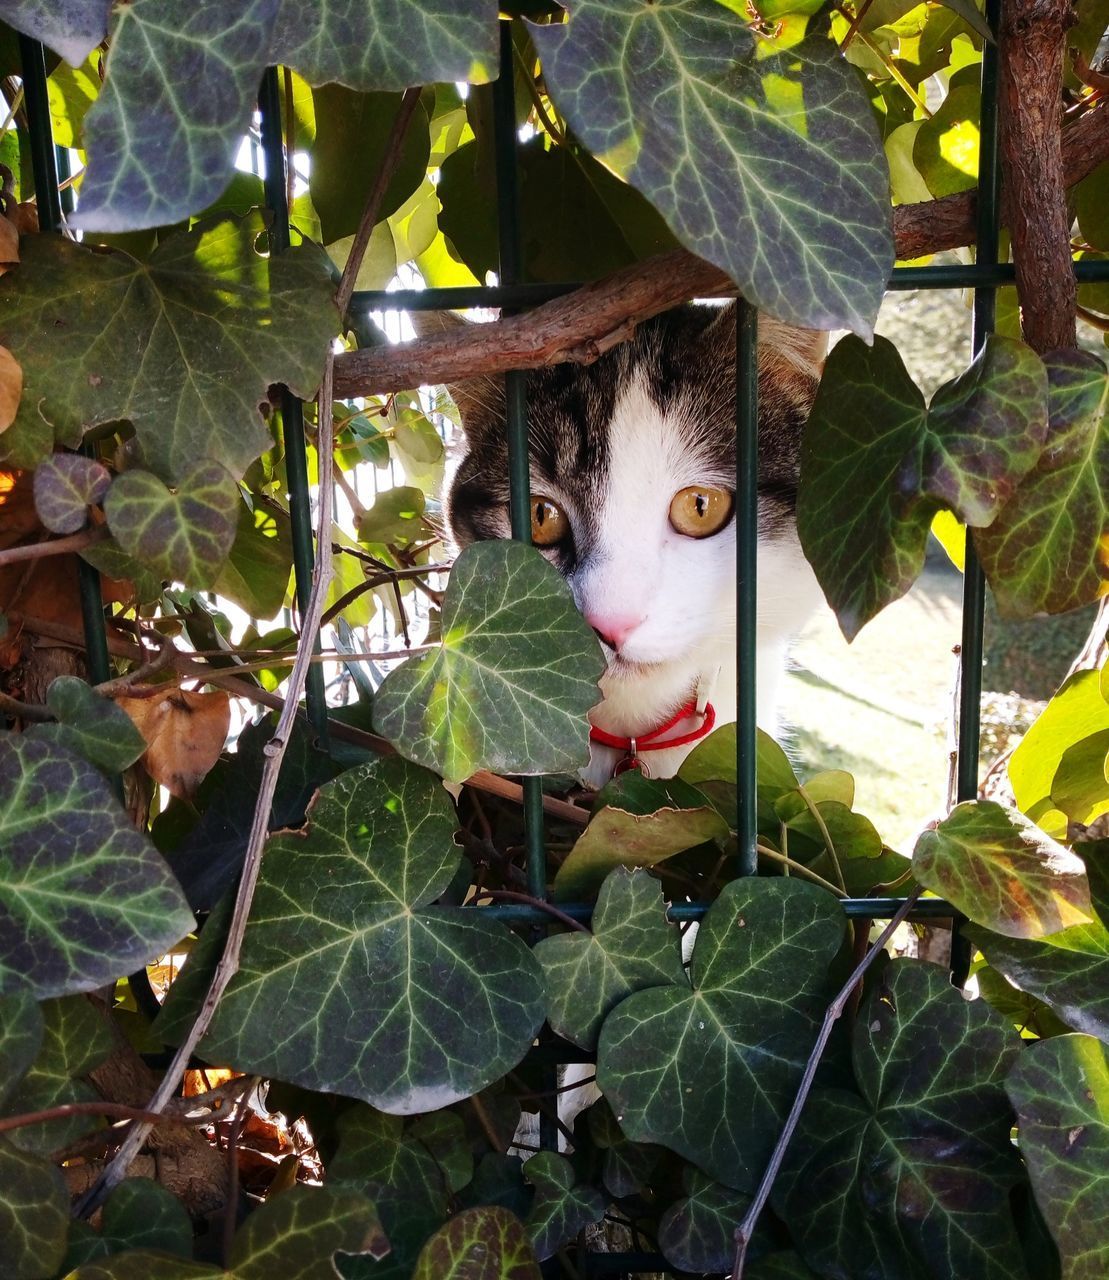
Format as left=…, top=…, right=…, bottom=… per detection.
left=755, top=843, right=846, bottom=898
left=796, top=785, right=846, bottom=892
left=472, top=888, right=590, bottom=934
left=0, top=526, right=107, bottom=567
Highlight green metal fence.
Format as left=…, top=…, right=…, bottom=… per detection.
left=16, top=3, right=1109, bottom=1274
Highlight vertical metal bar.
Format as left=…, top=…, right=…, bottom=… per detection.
left=735, top=300, right=759, bottom=876
left=493, top=21, right=547, bottom=904
left=951, top=0, right=1003, bottom=986
left=19, top=36, right=113, bottom=686
left=258, top=67, right=329, bottom=742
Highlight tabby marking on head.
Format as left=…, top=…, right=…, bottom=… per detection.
left=438, top=301, right=826, bottom=787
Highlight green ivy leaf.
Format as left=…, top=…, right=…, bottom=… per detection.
left=0, top=990, right=43, bottom=1110
left=552, top=773, right=729, bottom=900
left=913, top=800, right=1093, bottom=938
left=534, top=2, right=893, bottom=336
left=0, top=1138, right=69, bottom=1280
left=536, top=867, right=685, bottom=1049
left=330, top=1105, right=450, bottom=1278
left=798, top=334, right=1047, bottom=639
left=0, top=735, right=194, bottom=999
left=105, top=462, right=240, bottom=589
left=373, top=541, right=604, bottom=784
left=199, top=756, right=545, bottom=1112
left=1006, top=1034, right=1109, bottom=1280
left=25, top=676, right=147, bottom=775
left=406, top=1113, right=473, bottom=1196
left=597, top=878, right=845, bottom=1190
left=31, top=453, right=110, bottom=534
left=1, top=995, right=114, bottom=1155
left=411, top=1207, right=541, bottom=1280
left=658, top=1170, right=760, bottom=1274
left=523, top=1152, right=606, bottom=1261
left=69, top=1185, right=388, bottom=1280
left=212, top=499, right=293, bottom=621
left=777, top=960, right=1026, bottom=1280
left=0, top=214, right=337, bottom=481
left=974, top=350, right=1109, bottom=618
left=1051, top=730, right=1109, bottom=827
left=359, top=486, right=428, bottom=546
left=913, top=81, right=981, bottom=197
left=0, top=0, right=110, bottom=66
left=64, top=1179, right=195, bottom=1267
left=583, top=1098, right=662, bottom=1197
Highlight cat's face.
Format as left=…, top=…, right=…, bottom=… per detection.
left=444, top=302, right=823, bottom=682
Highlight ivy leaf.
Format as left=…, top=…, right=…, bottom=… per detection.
left=0, top=735, right=194, bottom=999
left=410, top=1207, right=540, bottom=1279
left=1, top=995, right=114, bottom=1155
left=330, top=1105, right=449, bottom=1277
left=213, top=499, right=293, bottom=620
left=583, top=1099, right=662, bottom=1197
left=534, top=2, right=893, bottom=336
left=0, top=0, right=110, bottom=66
left=523, top=1152, right=606, bottom=1261
left=552, top=773, right=729, bottom=900
left=0, top=989, right=42, bottom=1110
left=272, top=0, right=498, bottom=91
left=407, top=1113, right=473, bottom=1196
left=65, top=1179, right=195, bottom=1267
left=32, top=453, right=110, bottom=534
left=0, top=1138, right=69, bottom=1280
left=913, top=800, right=1093, bottom=938
left=105, top=462, right=240, bottom=589
left=1006, top=1034, right=1109, bottom=1280
left=25, top=675, right=147, bottom=774
left=373, top=542, right=605, bottom=784
left=798, top=334, right=1048, bottom=638
left=597, top=878, right=845, bottom=1190
left=777, top=960, right=1027, bottom=1280
left=974, top=349, right=1109, bottom=618
left=199, top=756, right=545, bottom=1112
left=536, top=867, right=685, bottom=1049
left=0, top=214, right=337, bottom=481
left=359, top=486, right=429, bottom=547
left=658, top=1171, right=762, bottom=1275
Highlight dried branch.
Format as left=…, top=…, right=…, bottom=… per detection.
left=731, top=886, right=924, bottom=1279
left=335, top=86, right=424, bottom=320
left=72, top=353, right=338, bottom=1218
left=331, top=100, right=1109, bottom=398
left=0, top=525, right=107, bottom=568
left=999, top=0, right=1078, bottom=352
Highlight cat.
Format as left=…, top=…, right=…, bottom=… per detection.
left=439, top=300, right=827, bottom=787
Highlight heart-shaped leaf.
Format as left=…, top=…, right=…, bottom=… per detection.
left=582, top=1099, right=662, bottom=1198
left=105, top=462, right=240, bottom=588
left=913, top=800, right=1093, bottom=938
left=523, top=1152, right=606, bottom=1262
left=0, top=1138, right=69, bottom=1280
left=597, top=878, right=845, bottom=1190
left=0, top=735, right=194, bottom=999
left=117, top=687, right=231, bottom=800
left=0, top=214, right=336, bottom=480
left=64, top=1179, right=194, bottom=1267
left=974, top=349, right=1109, bottom=618
left=26, top=676, right=147, bottom=774
left=797, top=334, right=1047, bottom=639
left=411, top=1208, right=540, bottom=1280
left=536, top=867, right=685, bottom=1049
left=534, top=2, right=893, bottom=336
left=658, top=1170, right=763, bottom=1275
left=31, top=453, right=110, bottom=534
left=0, top=990, right=43, bottom=1111
left=197, top=756, right=545, bottom=1112
left=552, top=773, right=729, bottom=900
left=212, top=500, right=293, bottom=620
left=373, top=541, right=605, bottom=784
left=777, top=960, right=1026, bottom=1280
left=1006, top=1033, right=1109, bottom=1280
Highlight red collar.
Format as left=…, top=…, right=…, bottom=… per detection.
left=590, top=700, right=716, bottom=775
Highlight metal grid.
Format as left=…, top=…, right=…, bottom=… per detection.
left=15, top=4, right=1109, bottom=1274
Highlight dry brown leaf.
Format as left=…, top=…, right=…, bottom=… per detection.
left=0, top=213, right=18, bottom=275
left=0, top=345, right=21, bottom=431
left=12, top=202, right=38, bottom=236
left=118, top=687, right=231, bottom=798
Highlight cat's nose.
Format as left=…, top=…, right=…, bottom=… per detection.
left=585, top=611, right=643, bottom=652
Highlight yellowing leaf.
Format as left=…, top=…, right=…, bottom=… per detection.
left=0, top=346, right=21, bottom=433
left=118, top=688, right=231, bottom=799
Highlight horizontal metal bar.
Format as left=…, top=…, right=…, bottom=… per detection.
left=351, top=258, right=1109, bottom=314
left=467, top=896, right=956, bottom=924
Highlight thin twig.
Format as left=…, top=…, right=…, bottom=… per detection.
left=0, top=1101, right=199, bottom=1136
left=335, top=86, right=424, bottom=320
left=730, top=886, right=924, bottom=1279
left=755, top=843, right=847, bottom=898
left=795, top=785, right=846, bottom=892
left=223, top=1079, right=257, bottom=1265
left=93, top=633, right=174, bottom=697
left=0, top=526, right=106, bottom=567
left=472, top=888, right=590, bottom=933
left=71, top=354, right=337, bottom=1218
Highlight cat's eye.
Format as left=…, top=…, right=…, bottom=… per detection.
left=531, top=496, right=569, bottom=546
left=668, top=486, right=734, bottom=538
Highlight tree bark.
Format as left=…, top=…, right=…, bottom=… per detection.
left=999, top=0, right=1079, bottom=353
left=332, top=99, right=1109, bottom=397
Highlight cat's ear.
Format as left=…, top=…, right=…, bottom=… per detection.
left=408, top=309, right=505, bottom=431
left=704, top=301, right=828, bottom=379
